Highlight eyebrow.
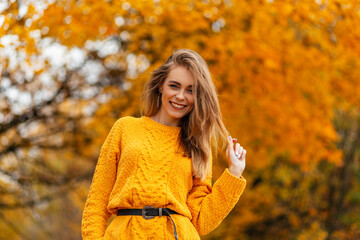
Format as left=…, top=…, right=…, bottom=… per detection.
left=168, top=80, right=193, bottom=88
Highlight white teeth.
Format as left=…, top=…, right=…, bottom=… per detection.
left=171, top=102, right=185, bottom=109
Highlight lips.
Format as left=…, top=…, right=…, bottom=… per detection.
left=170, top=101, right=186, bottom=110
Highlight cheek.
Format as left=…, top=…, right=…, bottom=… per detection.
left=188, top=96, right=194, bottom=106
left=163, top=89, right=175, bottom=99
left=161, top=91, right=170, bottom=101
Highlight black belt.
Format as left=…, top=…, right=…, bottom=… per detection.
left=117, top=206, right=179, bottom=240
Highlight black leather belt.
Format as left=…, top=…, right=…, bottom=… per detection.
left=117, top=206, right=179, bottom=240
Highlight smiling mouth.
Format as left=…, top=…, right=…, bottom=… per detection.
left=170, top=101, right=186, bottom=110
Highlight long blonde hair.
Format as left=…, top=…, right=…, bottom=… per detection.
left=142, top=49, right=228, bottom=180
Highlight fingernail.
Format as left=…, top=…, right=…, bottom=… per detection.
left=229, top=136, right=232, bottom=140
left=235, top=151, right=239, bottom=155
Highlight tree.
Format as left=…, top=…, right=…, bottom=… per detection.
left=0, top=0, right=359, bottom=239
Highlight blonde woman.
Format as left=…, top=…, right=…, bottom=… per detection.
left=81, top=49, right=247, bottom=240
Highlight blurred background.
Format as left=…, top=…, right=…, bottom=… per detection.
left=0, top=0, right=359, bottom=239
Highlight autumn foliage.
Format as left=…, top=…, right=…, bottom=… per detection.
left=0, top=0, right=360, bottom=239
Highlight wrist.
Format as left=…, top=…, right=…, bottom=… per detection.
left=228, top=166, right=243, bottom=178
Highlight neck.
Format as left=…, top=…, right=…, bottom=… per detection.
left=150, top=109, right=179, bottom=127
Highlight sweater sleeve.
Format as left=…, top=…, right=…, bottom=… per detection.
left=81, top=120, right=122, bottom=240
left=186, top=156, right=246, bottom=236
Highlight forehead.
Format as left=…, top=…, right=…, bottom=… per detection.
left=165, top=66, right=194, bottom=86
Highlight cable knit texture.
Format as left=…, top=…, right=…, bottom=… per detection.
left=81, top=116, right=246, bottom=239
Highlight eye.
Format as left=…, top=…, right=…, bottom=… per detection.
left=187, top=89, right=193, bottom=93
left=169, top=84, right=178, bottom=89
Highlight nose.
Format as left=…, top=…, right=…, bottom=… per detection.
left=176, top=90, right=185, bottom=101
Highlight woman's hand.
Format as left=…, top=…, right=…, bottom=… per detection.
left=226, top=136, right=246, bottom=177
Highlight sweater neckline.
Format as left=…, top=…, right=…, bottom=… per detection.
left=142, top=116, right=181, bottom=134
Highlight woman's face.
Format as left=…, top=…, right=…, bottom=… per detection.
left=159, top=66, right=195, bottom=126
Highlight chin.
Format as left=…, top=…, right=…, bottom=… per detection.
left=169, top=113, right=186, bottom=120
left=170, top=110, right=192, bottom=121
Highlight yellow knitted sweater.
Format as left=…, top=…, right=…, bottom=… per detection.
left=81, top=116, right=246, bottom=240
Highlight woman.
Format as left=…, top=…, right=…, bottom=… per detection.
left=81, top=49, right=247, bottom=240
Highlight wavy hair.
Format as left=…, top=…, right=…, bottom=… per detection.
left=142, top=49, right=228, bottom=180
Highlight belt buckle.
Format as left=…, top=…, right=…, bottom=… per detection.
left=142, top=206, right=155, bottom=220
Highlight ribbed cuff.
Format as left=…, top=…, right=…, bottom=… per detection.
left=214, top=168, right=246, bottom=198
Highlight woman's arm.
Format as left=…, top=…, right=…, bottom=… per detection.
left=81, top=120, right=122, bottom=240
left=186, top=136, right=247, bottom=235
left=186, top=154, right=246, bottom=236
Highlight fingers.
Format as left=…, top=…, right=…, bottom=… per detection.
left=240, top=148, right=246, bottom=160
left=234, top=142, right=246, bottom=160
left=228, top=135, right=246, bottom=177
left=234, top=143, right=241, bottom=159
left=226, top=136, right=234, bottom=158
left=234, top=143, right=240, bottom=158
left=228, top=136, right=234, bottom=146
left=228, top=136, right=238, bottom=146
left=228, top=136, right=246, bottom=160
